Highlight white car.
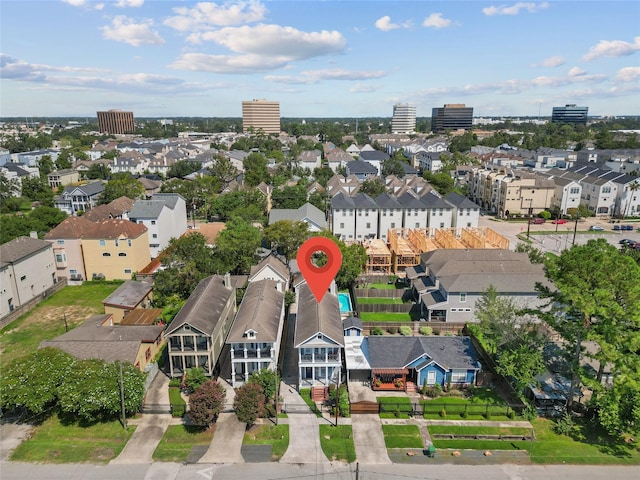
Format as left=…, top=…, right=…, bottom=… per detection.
left=589, top=225, right=604, bottom=231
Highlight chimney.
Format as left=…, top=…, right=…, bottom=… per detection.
left=224, top=272, right=231, bottom=288
left=29, top=231, right=38, bottom=239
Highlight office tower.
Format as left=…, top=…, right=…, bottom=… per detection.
left=242, top=99, right=281, bottom=135
left=96, top=109, right=135, bottom=134
left=431, top=104, right=473, bottom=132
left=391, top=103, right=417, bottom=134
left=551, top=104, right=589, bottom=125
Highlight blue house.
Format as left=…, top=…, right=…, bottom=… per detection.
left=366, top=336, right=481, bottom=391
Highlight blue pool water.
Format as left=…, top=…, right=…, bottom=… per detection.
left=338, top=293, right=352, bottom=313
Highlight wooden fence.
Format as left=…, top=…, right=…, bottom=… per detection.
left=371, top=401, right=525, bottom=417
left=354, top=288, right=407, bottom=298
left=359, top=304, right=413, bottom=313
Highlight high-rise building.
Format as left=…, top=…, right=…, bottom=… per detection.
left=551, top=104, right=588, bottom=125
left=96, top=109, right=135, bottom=134
left=242, top=99, right=281, bottom=135
left=391, top=103, right=416, bottom=134
left=431, top=104, right=473, bottom=133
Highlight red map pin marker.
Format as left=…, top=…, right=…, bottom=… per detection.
left=297, top=237, right=342, bottom=303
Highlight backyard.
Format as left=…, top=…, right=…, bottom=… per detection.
left=0, top=281, right=123, bottom=368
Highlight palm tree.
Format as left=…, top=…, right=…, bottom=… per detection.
left=623, top=180, right=640, bottom=219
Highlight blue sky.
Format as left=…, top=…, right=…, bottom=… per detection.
left=1, top=1, right=639, bottom=118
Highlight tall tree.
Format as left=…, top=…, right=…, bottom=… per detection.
left=233, top=383, right=265, bottom=426
left=86, top=163, right=111, bottom=180
left=538, top=239, right=640, bottom=435
left=359, top=177, right=387, bottom=197
left=208, top=156, right=238, bottom=188
left=20, top=175, right=54, bottom=206
left=188, top=380, right=226, bottom=427
left=167, top=160, right=201, bottom=179
left=0, top=171, right=20, bottom=201
left=214, top=217, right=262, bottom=274
left=264, top=220, right=309, bottom=261
left=271, top=184, right=307, bottom=209
left=243, top=152, right=270, bottom=187
left=37, top=155, right=55, bottom=177
left=100, top=173, right=144, bottom=204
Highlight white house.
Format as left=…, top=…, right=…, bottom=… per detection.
left=353, top=193, right=379, bottom=241
left=248, top=255, right=290, bottom=291
left=443, top=192, right=480, bottom=228
left=331, top=192, right=356, bottom=241
left=375, top=192, right=404, bottom=241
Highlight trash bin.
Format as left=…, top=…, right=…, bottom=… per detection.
left=427, top=445, right=436, bottom=457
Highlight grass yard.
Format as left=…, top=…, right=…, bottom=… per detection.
left=356, top=297, right=404, bottom=305
left=360, top=283, right=398, bottom=290
left=298, top=388, right=323, bottom=417
left=381, top=425, right=424, bottom=449
left=378, top=396, right=414, bottom=419
left=0, top=281, right=123, bottom=368
left=428, top=425, right=532, bottom=437
left=243, top=424, right=289, bottom=461
left=360, top=312, right=412, bottom=322
left=319, top=425, right=356, bottom=462
left=422, top=388, right=514, bottom=419
left=152, top=425, right=214, bottom=462
left=10, top=415, right=132, bottom=464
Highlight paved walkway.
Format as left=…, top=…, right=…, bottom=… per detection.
left=199, top=379, right=246, bottom=464
left=351, top=414, right=391, bottom=465
left=279, top=382, right=331, bottom=464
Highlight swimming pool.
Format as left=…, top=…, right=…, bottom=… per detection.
left=338, top=293, right=352, bottom=314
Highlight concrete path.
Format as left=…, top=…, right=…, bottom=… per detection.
left=199, top=379, right=246, bottom=464
left=0, top=419, right=34, bottom=461
left=351, top=414, right=391, bottom=465
left=110, top=413, right=172, bottom=464
left=279, top=382, right=330, bottom=464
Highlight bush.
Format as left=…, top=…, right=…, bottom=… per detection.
left=523, top=405, right=538, bottom=421
left=440, top=408, right=447, bottom=418
left=540, top=210, right=551, bottom=220
left=234, top=383, right=265, bottom=425
left=460, top=409, right=468, bottom=418
left=184, top=367, right=207, bottom=394
left=371, top=327, right=384, bottom=335
left=425, top=384, right=442, bottom=397
left=399, top=326, right=412, bottom=336
left=387, top=326, right=397, bottom=334
left=168, top=378, right=181, bottom=388
left=553, top=413, right=576, bottom=436
left=419, top=326, right=433, bottom=336
left=189, top=380, right=226, bottom=427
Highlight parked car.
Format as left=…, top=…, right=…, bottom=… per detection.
left=590, top=225, right=605, bottom=231
left=622, top=225, right=634, bottom=231
left=551, top=219, right=568, bottom=224
left=619, top=239, right=636, bottom=246
left=530, top=218, right=546, bottom=224
left=613, top=225, right=621, bottom=231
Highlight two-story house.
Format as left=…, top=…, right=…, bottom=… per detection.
left=0, top=236, right=58, bottom=319
left=129, top=193, right=188, bottom=258
left=294, top=283, right=344, bottom=392
left=248, top=255, right=290, bottom=291
left=375, top=192, right=404, bottom=241
left=353, top=192, right=379, bottom=241
left=226, top=279, right=285, bottom=387
left=443, top=192, right=480, bottom=228
left=54, top=181, right=105, bottom=215
left=331, top=192, right=356, bottom=241
left=165, top=274, right=236, bottom=377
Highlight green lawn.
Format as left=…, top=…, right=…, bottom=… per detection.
left=10, top=415, right=133, bottom=464
left=298, top=388, right=323, bottom=417
left=319, top=425, right=356, bottom=462
left=153, top=425, right=214, bottom=462
left=428, top=425, right=532, bottom=436
left=243, top=424, right=289, bottom=461
left=356, top=297, right=404, bottom=304
left=378, top=396, right=414, bottom=419
left=381, top=425, right=424, bottom=449
left=422, top=388, right=514, bottom=419
left=360, top=313, right=412, bottom=322
left=362, top=283, right=399, bottom=290
left=0, top=281, right=123, bottom=368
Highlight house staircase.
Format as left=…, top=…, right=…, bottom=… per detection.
left=405, top=381, right=418, bottom=394
left=311, top=386, right=329, bottom=402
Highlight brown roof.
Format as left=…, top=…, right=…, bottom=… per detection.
left=44, top=216, right=96, bottom=239
left=120, top=308, right=163, bottom=325
left=82, top=196, right=134, bottom=222
left=186, top=222, right=225, bottom=244
left=294, top=284, right=344, bottom=348
left=84, top=219, right=147, bottom=239
left=226, top=279, right=284, bottom=343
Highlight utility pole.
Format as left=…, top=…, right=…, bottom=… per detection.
left=63, top=313, right=68, bottom=332
left=526, top=199, right=533, bottom=240
left=334, top=367, right=340, bottom=427
left=275, top=369, right=279, bottom=426
left=572, top=211, right=579, bottom=246
left=119, top=362, right=127, bottom=430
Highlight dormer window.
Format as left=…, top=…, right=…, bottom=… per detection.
left=244, top=329, right=256, bottom=339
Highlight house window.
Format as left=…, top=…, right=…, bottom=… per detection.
left=390, top=222, right=395, bottom=228
left=55, top=254, right=66, bottom=263
left=20, top=275, right=26, bottom=281
left=119, top=252, right=127, bottom=257
left=99, top=239, right=106, bottom=246
left=460, top=293, right=467, bottom=302
left=602, top=186, right=611, bottom=193
left=152, top=234, right=158, bottom=239
left=570, top=187, right=579, bottom=194
left=124, top=269, right=132, bottom=274
left=56, top=240, right=65, bottom=245
left=127, top=239, right=132, bottom=246
left=366, top=223, right=371, bottom=228
left=451, top=370, right=467, bottom=383
left=115, top=239, right=119, bottom=247
left=102, top=252, right=111, bottom=257
left=145, top=347, right=151, bottom=361
left=151, top=220, right=156, bottom=225
left=339, top=223, right=344, bottom=228
left=415, top=223, right=419, bottom=228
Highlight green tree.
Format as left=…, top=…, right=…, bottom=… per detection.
left=0, top=348, right=75, bottom=416
left=359, top=177, right=387, bottom=197
left=233, top=382, right=265, bottom=426
left=188, top=380, right=226, bottom=427
left=243, top=152, right=270, bottom=187
left=0, top=171, right=20, bottom=201
left=538, top=239, right=640, bottom=434
left=494, top=340, right=546, bottom=396
left=55, top=149, right=73, bottom=170
left=472, top=286, right=520, bottom=355
left=313, top=231, right=367, bottom=289
left=100, top=173, right=144, bottom=204
left=248, top=369, right=280, bottom=404
left=448, top=131, right=478, bottom=153
left=167, top=160, right=201, bottom=179
left=264, top=220, right=309, bottom=261
left=19, top=175, right=54, bottom=206
left=209, top=190, right=267, bottom=223
left=382, top=158, right=406, bottom=178
left=184, top=367, right=208, bottom=393
left=208, top=156, right=238, bottom=188
left=515, top=242, right=545, bottom=264
left=86, top=162, right=111, bottom=180
left=271, top=184, right=307, bottom=209
left=313, top=166, right=334, bottom=187
left=214, top=217, right=262, bottom=274
left=37, top=155, right=55, bottom=177
left=423, top=171, right=454, bottom=195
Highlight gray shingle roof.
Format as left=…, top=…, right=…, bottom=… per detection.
left=374, top=192, right=403, bottom=209
left=1, top=236, right=52, bottom=267
left=343, top=316, right=363, bottom=330
left=366, top=336, right=479, bottom=370
left=346, top=160, right=378, bottom=175
left=165, top=275, right=234, bottom=336
left=352, top=192, right=378, bottom=209
left=294, top=284, right=344, bottom=348
left=420, top=191, right=451, bottom=208
left=103, top=280, right=153, bottom=308
left=268, top=203, right=327, bottom=229
left=226, top=279, right=284, bottom=343
left=62, top=181, right=104, bottom=197
left=331, top=191, right=355, bottom=209
left=443, top=192, right=479, bottom=209
left=359, top=150, right=390, bottom=161
left=397, top=191, right=425, bottom=208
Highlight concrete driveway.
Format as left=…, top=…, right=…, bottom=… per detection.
left=351, top=414, right=391, bottom=465
left=110, top=414, right=172, bottom=464
left=0, top=419, right=34, bottom=461
left=279, top=383, right=330, bottom=464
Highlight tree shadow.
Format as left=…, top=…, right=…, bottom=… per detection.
left=570, top=419, right=636, bottom=458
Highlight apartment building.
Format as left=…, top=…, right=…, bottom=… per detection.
left=242, top=99, right=280, bottom=135
left=97, top=109, right=135, bottom=134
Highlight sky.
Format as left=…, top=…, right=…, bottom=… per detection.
left=1, top=1, right=639, bottom=119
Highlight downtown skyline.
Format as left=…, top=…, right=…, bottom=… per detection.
left=1, top=0, right=639, bottom=119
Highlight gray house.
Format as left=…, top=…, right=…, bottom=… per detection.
left=164, top=275, right=236, bottom=377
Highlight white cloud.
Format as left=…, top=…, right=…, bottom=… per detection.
left=164, top=1, right=267, bottom=32
left=62, top=0, right=104, bottom=9
left=375, top=16, right=399, bottom=32
left=350, top=83, right=377, bottom=93
left=94, top=3, right=104, bottom=10
left=482, top=2, right=549, bottom=16
left=169, top=53, right=283, bottom=74
left=533, top=56, right=565, bottom=68
left=582, top=36, right=640, bottom=61
left=62, top=0, right=86, bottom=6
left=191, top=24, right=346, bottom=60
left=265, top=69, right=387, bottom=85
left=115, top=0, right=144, bottom=7
left=101, top=16, right=165, bottom=47
left=423, top=13, right=452, bottom=29
left=568, top=66, right=586, bottom=77
left=616, top=66, right=640, bottom=82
